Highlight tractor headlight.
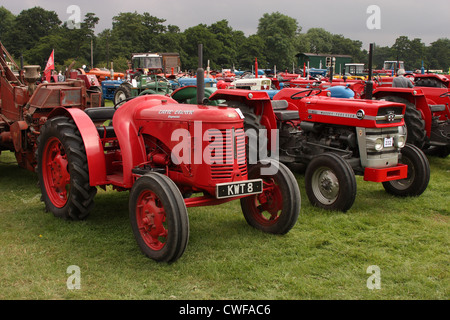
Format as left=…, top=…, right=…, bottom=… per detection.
left=374, top=138, right=384, bottom=151
left=396, top=135, right=406, bottom=148
left=396, top=125, right=407, bottom=148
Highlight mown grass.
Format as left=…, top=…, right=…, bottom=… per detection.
left=0, top=150, right=448, bottom=300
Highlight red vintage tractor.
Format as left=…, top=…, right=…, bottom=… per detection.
left=346, top=75, right=450, bottom=157
left=348, top=44, right=449, bottom=156
left=369, top=86, right=450, bottom=157
left=0, top=41, right=101, bottom=171
left=207, top=88, right=430, bottom=212
left=36, top=94, right=300, bottom=263
left=34, top=47, right=301, bottom=263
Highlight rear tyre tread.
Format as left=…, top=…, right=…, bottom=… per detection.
left=36, top=116, right=97, bottom=220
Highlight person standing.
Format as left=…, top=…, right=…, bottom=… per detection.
left=393, top=69, right=413, bottom=88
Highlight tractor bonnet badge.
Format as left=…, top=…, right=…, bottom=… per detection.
left=356, top=109, right=365, bottom=120
left=387, top=111, right=395, bottom=122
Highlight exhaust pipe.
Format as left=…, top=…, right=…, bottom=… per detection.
left=365, top=43, right=374, bottom=100
left=196, top=43, right=205, bottom=105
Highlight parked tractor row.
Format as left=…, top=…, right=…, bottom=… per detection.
left=258, top=49, right=450, bottom=158
left=1, top=42, right=301, bottom=262
left=0, top=41, right=440, bottom=263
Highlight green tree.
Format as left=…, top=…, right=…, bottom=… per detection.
left=236, top=35, right=266, bottom=70
left=305, top=28, right=333, bottom=54
left=427, top=38, right=450, bottom=71
left=208, top=20, right=238, bottom=68
left=182, top=24, right=223, bottom=70
left=24, top=12, right=100, bottom=70
left=153, top=25, right=186, bottom=62
left=391, top=36, right=428, bottom=70
left=5, top=7, right=61, bottom=57
left=110, top=11, right=166, bottom=55
left=331, top=35, right=366, bottom=62
left=391, top=36, right=410, bottom=61
left=0, top=6, right=15, bottom=47
left=372, top=44, right=393, bottom=70
left=257, top=12, right=300, bottom=70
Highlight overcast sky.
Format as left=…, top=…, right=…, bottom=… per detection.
left=2, top=0, right=449, bottom=49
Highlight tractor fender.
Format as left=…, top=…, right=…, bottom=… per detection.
left=112, top=96, right=171, bottom=188
left=46, top=107, right=107, bottom=186
left=139, top=89, right=157, bottom=96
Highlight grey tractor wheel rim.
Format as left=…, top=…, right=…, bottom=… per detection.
left=311, top=166, right=339, bottom=204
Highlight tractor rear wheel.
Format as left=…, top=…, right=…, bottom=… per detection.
left=380, top=96, right=427, bottom=148
left=37, top=116, right=97, bottom=220
left=382, top=144, right=430, bottom=197
left=240, top=160, right=300, bottom=234
left=414, top=78, right=446, bottom=88
left=305, top=153, right=357, bottom=212
left=129, top=173, right=189, bottom=263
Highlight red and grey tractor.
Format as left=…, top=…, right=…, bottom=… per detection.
left=348, top=75, right=450, bottom=157
left=207, top=88, right=430, bottom=212
left=349, top=44, right=450, bottom=157
left=35, top=70, right=301, bottom=263
left=369, top=86, right=450, bottom=157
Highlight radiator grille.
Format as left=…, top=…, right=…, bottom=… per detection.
left=205, top=128, right=247, bottom=179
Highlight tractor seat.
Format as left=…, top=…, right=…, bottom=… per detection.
left=271, top=100, right=299, bottom=121
left=273, top=110, right=300, bottom=121
left=85, top=107, right=116, bottom=122
left=271, top=100, right=289, bottom=110
left=429, top=104, right=446, bottom=113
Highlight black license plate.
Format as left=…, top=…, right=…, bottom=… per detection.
left=216, top=179, right=263, bottom=199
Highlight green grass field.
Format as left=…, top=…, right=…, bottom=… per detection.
left=0, top=150, right=448, bottom=300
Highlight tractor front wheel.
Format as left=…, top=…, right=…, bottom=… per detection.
left=129, top=173, right=189, bottom=263
left=305, top=153, right=357, bottom=212
left=114, top=83, right=132, bottom=106
left=240, top=160, right=300, bottom=234
left=382, top=144, right=430, bottom=197
left=37, top=116, right=97, bottom=220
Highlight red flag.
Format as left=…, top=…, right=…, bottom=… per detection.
left=44, top=49, right=55, bottom=82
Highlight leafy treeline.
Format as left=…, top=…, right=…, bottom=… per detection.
left=0, top=6, right=449, bottom=73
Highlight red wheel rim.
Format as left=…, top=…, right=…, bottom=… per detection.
left=249, top=178, right=283, bottom=226
left=42, top=137, right=70, bottom=208
left=136, top=190, right=168, bottom=251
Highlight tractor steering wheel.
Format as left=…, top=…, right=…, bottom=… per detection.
left=290, top=88, right=322, bottom=100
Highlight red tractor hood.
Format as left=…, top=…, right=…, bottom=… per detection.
left=279, top=95, right=406, bottom=128
left=111, top=95, right=245, bottom=188
left=123, top=95, right=244, bottom=124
